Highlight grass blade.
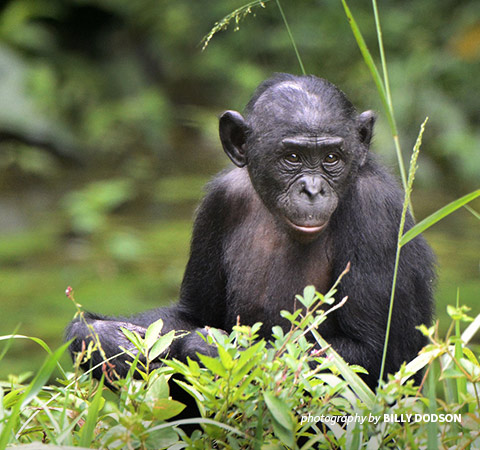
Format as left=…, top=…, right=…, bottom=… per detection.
left=0, top=334, right=53, bottom=355
left=464, top=205, right=480, bottom=220
left=0, top=342, right=69, bottom=448
left=340, top=0, right=389, bottom=130
left=341, top=0, right=408, bottom=191
left=312, top=330, right=375, bottom=407
left=379, top=119, right=426, bottom=385
left=461, top=313, right=480, bottom=345
left=400, top=189, right=480, bottom=246
left=427, top=362, right=439, bottom=449
left=79, top=377, right=105, bottom=447
left=454, top=290, right=467, bottom=414
left=275, top=0, right=306, bottom=74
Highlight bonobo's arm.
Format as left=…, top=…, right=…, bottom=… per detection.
left=66, top=177, right=231, bottom=379
left=323, top=161, right=434, bottom=388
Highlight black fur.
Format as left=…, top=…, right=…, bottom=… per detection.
left=66, top=74, right=435, bottom=389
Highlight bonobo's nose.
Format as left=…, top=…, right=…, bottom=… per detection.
left=299, top=177, right=324, bottom=200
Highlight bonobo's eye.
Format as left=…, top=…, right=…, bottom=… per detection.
left=323, top=153, right=339, bottom=164
left=285, top=153, right=300, bottom=163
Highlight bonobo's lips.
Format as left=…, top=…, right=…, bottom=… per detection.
left=285, top=218, right=328, bottom=236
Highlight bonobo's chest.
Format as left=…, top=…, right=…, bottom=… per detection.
left=222, top=204, right=332, bottom=335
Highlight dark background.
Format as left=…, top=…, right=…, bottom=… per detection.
left=0, top=0, right=478, bottom=377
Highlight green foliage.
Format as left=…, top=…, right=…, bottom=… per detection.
left=63, top=179, right=135, bottom=235
left=400, top=189, right=480, bottom=246
left=0, top=0, right=478, bottom=186
left=1, top=285, right=479, bottom=448
left=0, top=0, right=479, bottom=448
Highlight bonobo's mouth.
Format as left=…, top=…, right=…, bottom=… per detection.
left=285, top=218, right=328, bottom=236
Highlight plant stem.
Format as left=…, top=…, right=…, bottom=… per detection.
left=378, top=118, right=427, bottom=384
left=275, top=0, right=306, bottom=75
left=341, top=0, right=409, bottom=193
left=372, top=0, right=392, bottom=112
left=372, top=0, right=408, bottom=193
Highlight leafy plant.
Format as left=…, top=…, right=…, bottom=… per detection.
left=4, top=279, right=480, bottom=448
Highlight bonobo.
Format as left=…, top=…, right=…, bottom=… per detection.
left=66, top=73, right=434, bottom=389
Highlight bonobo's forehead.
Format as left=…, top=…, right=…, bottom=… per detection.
left=247, top=79, right=356, bottom=137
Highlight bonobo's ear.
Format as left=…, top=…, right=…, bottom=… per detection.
left=219, top=110, right=249, bottom=168
left=357, top=110, right=376, bottom=147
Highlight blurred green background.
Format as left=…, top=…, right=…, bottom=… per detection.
left=0, top=0, right=478, bottom=378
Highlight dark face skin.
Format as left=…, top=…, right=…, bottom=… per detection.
left=249, top=134, right=344, bottom=237
left=219, top=79, right=374, bottom=241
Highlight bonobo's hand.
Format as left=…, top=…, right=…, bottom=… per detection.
left=166, top=327, right=226, bottom=365
left=66, top=316, right=153, bottom=380
left=66, top=313, right=228, bottom=380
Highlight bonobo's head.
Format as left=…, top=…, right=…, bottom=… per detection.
left=219, top=73, right=375, bottom=240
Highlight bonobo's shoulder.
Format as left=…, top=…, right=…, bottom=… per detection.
left=194, top=168, right=255, bottom=228
left=357, top=157, right=402, bottom=192
left=204, top=167, right=255, bottom=205
left=354, top=157, right=404, bottom=208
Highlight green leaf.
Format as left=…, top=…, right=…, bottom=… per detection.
left=459, top=358, right=480, bottom=378
left=263, top=392, right=294, bottom=430
left=440, top=368, right=465, bottom=380
left=148, top=398, right=186, bottom=421
left=261, top=444, right=284, bottom=450
left=22, top=342, right=70, bottom=408
left=79, top=378, right=105, bottom=447
left=197, top=353, right=228, bottom=378
left=297, top=285, right=316, bottom=308
left=401, top=347, right=443, bottom=384
left=464, top=205, right=480, bottom=220
left=463, top=347, right=479, bottom=367
left=0, top=333, right=53, bottom=356
left=173, top=379, right=205, bottom=403
left=121, top=327, right=144, bottom=351
left=270, top=418, right=294, bottom=449
left=345, top=420, right=362, bottom=450
left=446, top=304, right=473, bottom=322
left=149, top=330, right=175, bottom=361
left=263, top=393, right=296, bottom=448
left=0, top=341, right=67, bottom=449
left=400, top=189, right=480, bottom=246
left=217, top=345, right=234, bottom=370
left=280, top=309, right=302, bottom=323
left=461, top=313, right=480, bottom=345
left=232, top=368, right=263, bottom=401
left=271, top=326, right=284, bottom=339
left=145, top=426, right=180, bottom=449
left=235, top=341, right=264, bottom=373
left=146, top=374, right=170, bottom=400
left=311, top=330, right=375, bottom=406
left=231, top=358, right=261, bottom=387
left=144, top=318, right=164, bottom=350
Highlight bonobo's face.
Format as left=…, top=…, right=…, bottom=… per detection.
left=219, top=75, right=375, bottom=240
left=248, top=133, right=346, bottom=237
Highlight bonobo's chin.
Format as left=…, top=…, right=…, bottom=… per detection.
left=285, top=218, right=329, bottom=241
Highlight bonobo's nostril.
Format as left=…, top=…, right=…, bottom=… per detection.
left=300, top=177, right=322, bottom=199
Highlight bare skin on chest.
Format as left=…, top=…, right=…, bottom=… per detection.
left=223, top=202, right=332, bottom=332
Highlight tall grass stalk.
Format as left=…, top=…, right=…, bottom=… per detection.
left=340, top=0, right=408, bottom=192
left=378, top=118, right=428, bottom=385
left=454, top=289, right=468, bottom=414
left=371, top=0, right=408, bottom=195
left=275, top=0, right=306, bottom=75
